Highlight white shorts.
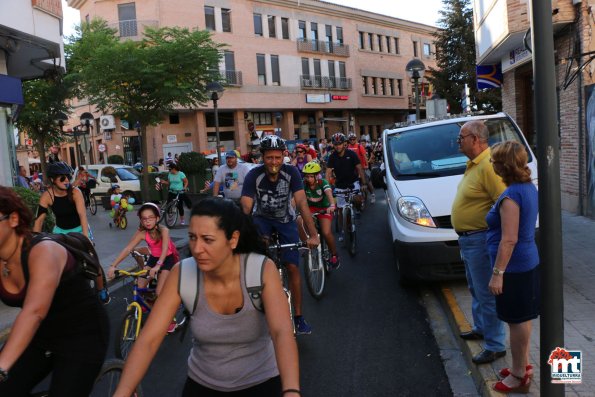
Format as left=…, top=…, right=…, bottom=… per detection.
left=334, top=181, right=361, bottom=208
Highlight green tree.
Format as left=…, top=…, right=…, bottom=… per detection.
left=15, top=75, right=72, bottom=179
left=428, top=0, right=501, bottom=113
left=65, top=19, right=224, bottom=201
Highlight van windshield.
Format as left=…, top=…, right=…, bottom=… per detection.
left=117, top=168, right=140, bottom=181
left=385, top=117, right=531, bottom=180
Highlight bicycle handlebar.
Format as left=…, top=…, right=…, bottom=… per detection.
left=115, top=269, right=148, bottom=278
left=268, top=241, right=307, bottom=250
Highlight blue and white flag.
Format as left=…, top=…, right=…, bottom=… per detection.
left=476, top=65, right=503, bottom=89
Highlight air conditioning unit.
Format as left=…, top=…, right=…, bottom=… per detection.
left=100, top=115, right=116, bottom=130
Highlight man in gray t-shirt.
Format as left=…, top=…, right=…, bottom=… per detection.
left=213, top=151, right=249, bottom=201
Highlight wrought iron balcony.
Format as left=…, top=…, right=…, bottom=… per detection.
left=296, top=39, right=350, bottom=57
left=222, top=70, right=243, bottom=86
left=108, top=20, right=159, bottom=39
left=300, top=75, right=352, bottom=90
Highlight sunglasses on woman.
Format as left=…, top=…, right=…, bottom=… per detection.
left=57, top=175, right=72, bottom=182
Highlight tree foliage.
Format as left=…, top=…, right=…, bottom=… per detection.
left=15, top=76, right=72, bottom=178
left=427, top=0, right=501, bottom=113
left=65, top=19, right=224, bottom=200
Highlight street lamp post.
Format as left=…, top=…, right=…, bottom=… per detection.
left=405, top=59, right=426, bottom=121
left=135, top=121, right=142, bottom=164
left=79, top=112, right=94, bottom=167
left=207, top=81, right=225, bottom=161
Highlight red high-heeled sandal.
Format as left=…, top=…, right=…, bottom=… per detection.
left=499, top=364, right=533, bottom=378
left=493, top=372, right=531, bottom=394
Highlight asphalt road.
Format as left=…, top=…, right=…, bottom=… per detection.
left=102, top=192, right=453, bottom=396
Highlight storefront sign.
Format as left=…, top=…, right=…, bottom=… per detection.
left=306, top=94, right=331, bottom=104
left=331, top=95, right=349, bottom=100
left=167, top=134, right=177, bottom=143
left=502, top=45, right=532, bottom=73
left=0, top=74, right=24, bottom=106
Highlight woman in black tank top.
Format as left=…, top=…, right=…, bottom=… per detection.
left=0, top=187, right=109, bottom=396
left=33, top=162, right=89, bottom=237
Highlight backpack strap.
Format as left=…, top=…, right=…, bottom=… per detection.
left=244, top=253, right=267, bottom=312
left=179, top=257, right=199, bottom=314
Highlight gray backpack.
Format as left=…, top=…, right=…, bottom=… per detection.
left=178, top=253, right=268, bottom=314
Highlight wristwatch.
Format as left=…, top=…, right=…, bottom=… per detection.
left=492, top=267, right=505, bottom=276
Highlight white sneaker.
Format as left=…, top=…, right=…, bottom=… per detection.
left=370, top=194, right=376, bottom=204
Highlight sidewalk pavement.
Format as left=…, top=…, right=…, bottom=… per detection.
left=0, top=208, right=191, bottom=341
left=441, top=211, right=595, bottom=396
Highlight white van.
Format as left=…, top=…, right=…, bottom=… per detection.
left=75, top=164, right=141, bottom=200
left=382, top=113, right=538, bottom=284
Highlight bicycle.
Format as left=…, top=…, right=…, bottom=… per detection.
left=335, top=188, right=359, bottom=257
left=298, top=210, right=330, bottom=300
left=31, top=358, right=143, bottom=397
left=265, top=233, right=307, bottom=335
left=109, top=205, right=128, bottom=230
left=113, top=250, right=187, bottom=360
left=159, top=189, right=184, bottom=228
left=83, top=190, right=98, bottom=215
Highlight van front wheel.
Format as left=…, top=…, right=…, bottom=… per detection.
left=393, top=246, right=415, bottom=287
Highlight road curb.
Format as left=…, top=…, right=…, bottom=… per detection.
left=438, top=285, right=502, bottom=397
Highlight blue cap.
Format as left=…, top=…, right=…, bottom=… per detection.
left=225, top=150, right=238, bottom=158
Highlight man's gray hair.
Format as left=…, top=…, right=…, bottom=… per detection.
left=462, top=121, right=489, bottom=143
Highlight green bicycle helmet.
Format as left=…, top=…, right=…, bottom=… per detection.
left=302, top=161, right=322, bottom=174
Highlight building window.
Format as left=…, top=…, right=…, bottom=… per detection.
left=423, top=43, right=431, bottom=57
left=118, top=2, right=137, bottom=37
left=328, top=60, right=336, bottom=88
left=388, top=79, right=395, bottom=96
left=271, top=55, right=280, bottom=85
left=358, top=32, right=365, bottom=49
left=397, top=79, right=403, bottom=96
left=298, top=20, right=306, bottom=40
left=311, top=22, right=318, bottom=50
left=368, top=33, right=374, bottom=50
left=281, top=17, right=289, bottom=39
left=224, top=50, right=238, bottom=84
left=253, top=113, right=272, bottom=125
left=371, top=77, right=377, bottom=95
left=362, top=76, right=368, bottom=95
left=204, top=6, right=215, bottom=31
left=257, top=53, right=266, bottom=85
left=301, top=57, right=310, bottom=75
left=377, top=35, right=383, bottom=52
left=394, top=37, right=400, bottom=54
left=325, top=24, right=332, bottom=52
left=268, top=15, right=276, bottom=38
left=336, top=27, right=343, bottom=45
left=169, top=113, right=180, bottom=124
left=338, top=61, right=346, bottom=78
left=254, top=13, right=263, bottom=36
left=221, top=8, right=232, bottom=32
left=386, top=36, right=391, bottom=53
left=380, top=78, right=386, bottom=95
left=413, top=41, right=418, bottom=57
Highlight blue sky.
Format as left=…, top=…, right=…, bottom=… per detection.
left=61, top=0, right=444, bottom=37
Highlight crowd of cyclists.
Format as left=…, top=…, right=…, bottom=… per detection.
left=0, top=131, right=383, bottom=396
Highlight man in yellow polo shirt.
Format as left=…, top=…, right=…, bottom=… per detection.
left=452, top=120, right=507, bottom=365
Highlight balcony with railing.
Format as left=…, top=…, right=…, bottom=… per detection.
left=300, top=75, right=352, bottom=90
left=296, top=39, right=350, bottom=57
left=222, top=70, right=243, bottom=86
left=108, top=20, right=159, bottom=40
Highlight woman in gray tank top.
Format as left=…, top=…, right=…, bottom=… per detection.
left=113, top=198, right=300, bottom=397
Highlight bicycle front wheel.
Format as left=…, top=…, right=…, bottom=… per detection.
left=164, top=202, right=178, bottom=228
left=89, top=195, right=97, bottom=215
left=344, top=206, right=357, bottom=256
left=115, top=307, right=141, bottom=360
left=303, top=240, right=326, bottom=299
left=91, top=359, right=143, bottom=397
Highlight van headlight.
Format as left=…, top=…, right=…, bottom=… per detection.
left=396, top=197, right=436, bottom=227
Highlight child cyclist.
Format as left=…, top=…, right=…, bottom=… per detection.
left=300, top=161, right=340, bottom=270
left=107, top=202, right=180, bottom=332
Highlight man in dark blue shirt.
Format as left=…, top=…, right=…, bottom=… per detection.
left=241, top=135, right=319, bottom=335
